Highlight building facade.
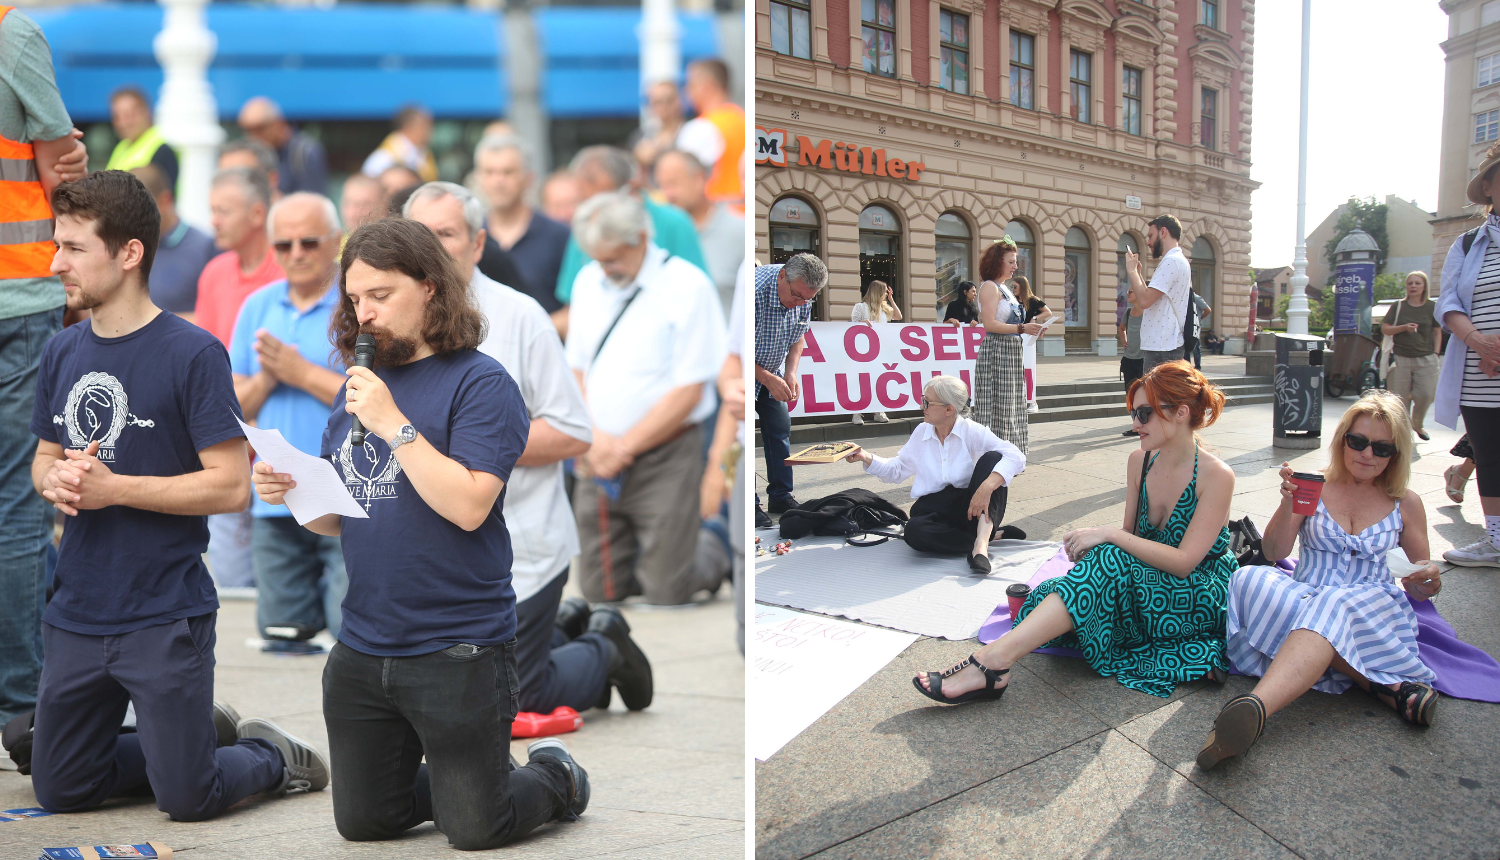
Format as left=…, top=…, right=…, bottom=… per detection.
left=1302, top=195, right=1435, bottom=291
left=1433, top=0, right=1500, bottom=291
left=755, top=0, right=1257, bottom=355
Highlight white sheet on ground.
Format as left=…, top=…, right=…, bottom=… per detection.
left=754, top=536, right=1061, bottom=640
left=749, top=605, right=918, bottom=761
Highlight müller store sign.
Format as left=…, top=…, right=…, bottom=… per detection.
left=755, top=126, right=927, bottom=181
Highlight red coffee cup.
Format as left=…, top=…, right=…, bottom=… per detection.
left=1006, top=583, right=1031, bottom=624
left=1288, top=471, right=1325, bottom=515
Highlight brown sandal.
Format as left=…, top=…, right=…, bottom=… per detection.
left=1196, top=693, right=1266, bottom=770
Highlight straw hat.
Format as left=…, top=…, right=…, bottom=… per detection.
left=1468, top=142, right=1500, bottom=205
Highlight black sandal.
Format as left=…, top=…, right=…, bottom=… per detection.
left=912, top=654, right=1009, bottom=705
left=1203, top=666, right=1228, bottom=685
left=1369, top=681, right=1438, bottom=727
left=1196, top=693, right=1266, bottom=770
left=966, top=553, right=991, bottom=575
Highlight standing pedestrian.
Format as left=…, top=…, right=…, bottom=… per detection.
left=1185, top=289, right=1212, bottom=369
left=1381, top=271, right=1441, bottom=441
left=1127, top=214, right=1191, bottom=374
left=973, top=238, right=1043, bottom=454
left=849, top=279, right=901, bottom=425
left=1119, top=283, right=1146, bottom=436
left=105, top=87, right=177, bottom=189
left=676, top=59, right=745, bottom=212
left=475, top=135, right=571, bottom=321
left=944, top=281, right=980, bottom=326
left=237, top=96, right=328, bottom=196
left=654, top=149, right=745, bottom=317
left=753, top=254, right=826, bottom=527
left=131, top=164, right=215, bottom=325
left=1012, top=274, right=1051, bottom=412
left=360, top=105, right=437, bottom=183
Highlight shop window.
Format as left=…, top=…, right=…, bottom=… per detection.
left=934, top=212, right=972, bottom=314
left=769, top=196, right=825, bottom=320
left=939, top=9, right=969, bottom=94
left=1009, top=31, right=1035, bottom=110
left=1116, top=233, right=1139, bottom=329
left=859, top=204, right=903, bottom=313
left=861, top=0, right=897, bottom=78
left=1004, top=219, right=1035, bottom=288
left=1122, top=66, right=1142, bottom=135
left=1191, top=236, right=1217, bottom=324
left=770, top=0, right=812, bottom=60
left=1063, top=227, right=1092, bottom=336
left=1201, top=87, right=1218, bottom=150
left=1070, top=50, right=1092, bottom=123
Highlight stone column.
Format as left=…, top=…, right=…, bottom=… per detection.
left=154, top=0, right=223, bottom=232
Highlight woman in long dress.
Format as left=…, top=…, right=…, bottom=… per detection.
left=972, top=239, right=1043, bottom=453
left=913, top=362, right=1237, bottom=703
left=1198, top=391, right=1443, bottom=770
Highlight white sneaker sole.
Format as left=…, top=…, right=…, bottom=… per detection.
left=1444, top=554, right=1500, bottom=568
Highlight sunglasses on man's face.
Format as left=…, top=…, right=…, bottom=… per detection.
left=1129, top=403, right=1175, bottom=426
left=273, top=236, right=327, bottom=254
left=1343, top=432, right=1397, bottom=459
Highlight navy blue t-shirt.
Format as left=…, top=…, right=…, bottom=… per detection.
left=29, top=313, right=245, bottom=635
left=320, top=349, right=528, bottom=657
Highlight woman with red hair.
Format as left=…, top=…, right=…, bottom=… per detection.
left=914, top=361, right=1238, bottom=703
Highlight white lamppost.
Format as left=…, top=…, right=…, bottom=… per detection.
left=638, top=0, right=680, bottom=132
left=1284, top=0, right=1312, bottom=335
left=154, top=0, right=223, bottom=232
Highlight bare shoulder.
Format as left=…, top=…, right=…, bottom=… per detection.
left=1399, top=487, right=1427, bottom=518
left=1125, top=447, right=1146, bottom=479
left=1198, top=450, right=1237, bottom=490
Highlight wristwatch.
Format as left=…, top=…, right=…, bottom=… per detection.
left=387, top=423, right=418, bottom=452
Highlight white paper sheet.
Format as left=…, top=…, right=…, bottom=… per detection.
left=749, top=605, right=918, bottom=761
left=238, top=419, right=368, bottom=525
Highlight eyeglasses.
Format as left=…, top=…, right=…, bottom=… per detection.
left=272, top=236, right=328, bottom=254
left=1129, top=404, right=1175, bottom=425
left=1344, top=432, right=1397, bottom=459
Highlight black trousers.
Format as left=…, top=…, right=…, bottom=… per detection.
left=903, top=451, right=1010, bottom=556
left=322, top=640, right=572, bottom=850
left=1462, top=406, right=1500, bottom=497
left=513, top=569, right=611, bottom=714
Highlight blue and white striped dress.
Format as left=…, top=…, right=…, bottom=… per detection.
left=1226, top=498, right=1433, bottom=694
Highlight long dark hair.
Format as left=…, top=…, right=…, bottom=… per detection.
left=331, top=218, right=485, bottom=366
left=1011, top=275, right=1033, bottom=305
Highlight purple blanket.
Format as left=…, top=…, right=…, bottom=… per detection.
left=976, top=549, right=1500, bottom=703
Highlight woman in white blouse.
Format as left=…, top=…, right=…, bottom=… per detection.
left=850, top=280, right=903, bottom=425
left=844, top=375, right=1027, bottom=574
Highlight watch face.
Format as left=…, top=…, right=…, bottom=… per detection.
left=400, top=425, right=417, bottom=442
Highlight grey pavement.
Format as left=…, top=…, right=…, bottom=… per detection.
left=0, top=584, right=744, bottom=858
left=754, top=389, right=1500, bottom=859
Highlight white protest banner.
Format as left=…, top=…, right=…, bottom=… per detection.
left=786, top=322, right=985, bottom=418
left=748, top=605, right=918, bottom=760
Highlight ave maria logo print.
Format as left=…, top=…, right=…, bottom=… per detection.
left=338, top=430, right=402, bottom=511
left=52, top=371, right=155, bottom=461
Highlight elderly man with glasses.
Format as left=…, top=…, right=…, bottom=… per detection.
left=228, top=192, right=349, bottom=652
left=753, top=254, right=827, bottom=528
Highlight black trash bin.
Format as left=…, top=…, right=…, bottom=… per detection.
left=1273, top=333, right=1323, bottom=449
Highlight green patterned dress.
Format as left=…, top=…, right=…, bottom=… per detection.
left=1015, top=448, right=1235, bottom=697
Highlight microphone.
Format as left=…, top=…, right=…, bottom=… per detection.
left=350, top=333, right=377, bottom=447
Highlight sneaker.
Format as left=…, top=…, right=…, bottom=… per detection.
left=588, top=606, right=653, bottom=711
left=1443, top=538, right=1500, bottom=568
left=237, top=717, right=330, bottom=795
left=767, top=496, right=799, bottom=514
left=851, top=412, right=864, bottom=425
left=527, top=739, right=590, bottom=820
left=872, top=412, right=890, bottom=423
left=212, top=701, right=241, bottom=748
left=755, top=504, right=773, bottom=529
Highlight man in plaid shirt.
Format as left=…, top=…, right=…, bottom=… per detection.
left=754, top=254, right=827, bottom=527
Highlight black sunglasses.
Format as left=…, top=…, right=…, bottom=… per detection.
left=1129, top=404, right=1175, bottom=425
left=1344, top=432, right=1397, bottom=459
left=272, top=236, right=327, bottom=254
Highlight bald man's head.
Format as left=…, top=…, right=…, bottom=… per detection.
left=238, top=96, right=290, bottom=148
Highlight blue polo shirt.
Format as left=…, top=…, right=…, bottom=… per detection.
left=228, top=278, right=343, bottom=517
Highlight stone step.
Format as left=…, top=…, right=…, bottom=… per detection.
left=1036, top=383, right=1273, bottom=411
left=1028, top=391, right=1275, bottom=425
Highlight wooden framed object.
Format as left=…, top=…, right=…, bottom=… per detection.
left=785, top=441, right=858, bottom=465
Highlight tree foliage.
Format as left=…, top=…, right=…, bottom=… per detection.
left=1322, top=196, right=1389, bottom=281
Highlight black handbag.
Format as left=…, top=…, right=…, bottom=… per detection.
left=1227, top=516, right=1271, bottom=567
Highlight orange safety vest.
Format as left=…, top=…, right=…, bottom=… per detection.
left=701, top=102, right=745, bottom=207
left=0, top=7, right=56, bottom=280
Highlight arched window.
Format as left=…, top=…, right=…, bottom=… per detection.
left=934, top=212, right=972, bottom=313
left=1004, top=219, right=1034, bottom=287
left=1063, top=227, right=1092, bottom=347
left=1116, top=233, right=1139, bottom=329
left=859, top=204, right=903, bottom=314
left=770, top=196, right=824, bottom=319
left=1191, top=236, right=1217, bottom=332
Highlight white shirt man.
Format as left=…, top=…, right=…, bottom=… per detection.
left=1140, top=247, right=1190, bottom=354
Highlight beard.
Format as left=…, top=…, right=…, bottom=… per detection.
left=1150, top=238, right=1164, bottom=259
left=63, top=281, right=106, bottom=312
left=359, top=323, right=420, bottom=368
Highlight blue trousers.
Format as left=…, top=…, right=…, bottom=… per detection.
left=513, top=569, right=610, bottom=714
left=252, top=515, right=347, bottom=639
left=30, top=614, right=284, bottom=820
left=755, top=386, right=793, bottom=505
left=0, top=308, right=62, bottom=723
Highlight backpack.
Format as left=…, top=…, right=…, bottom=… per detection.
left=1464, top=225, right=1482, bottom=255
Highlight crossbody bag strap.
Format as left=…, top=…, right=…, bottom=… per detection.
left=1131, top=452, right=1152, bottom=537
left=591, top=286, right=642, bottom=366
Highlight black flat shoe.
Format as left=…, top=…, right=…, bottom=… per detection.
left=1203, top=666, right=1228, bottom=685
left=768, top=496, right=800, bottom=514
left=994, top=524, right=1027, bottom=541
left=967, top=553, right=991, bottom=575
left=588, top=606, right=654, bottom=711
left=1416, top=429, right=1431, bottom=441
left=1196, top=693, right=1266, bottom=770
left=913, top=654, right=1009, bottom=705
left=755, top=504, right=773, bottom=529
left=555, top=596, right=592, bottom=642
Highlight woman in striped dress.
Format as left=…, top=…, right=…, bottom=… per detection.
left=972, top=238, right=1044, bottom=453
left=1198, top=391, right=1444, bottom=770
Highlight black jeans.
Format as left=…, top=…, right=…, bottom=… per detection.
left=1461, top=406, right=1500, bottom=497
left=322, top=640, right=573, bottom=850
left=755, top=386, right=793, bottom=504
left=903, top=451, right=1010, bottom=556
left=513, top=569, right=610, bottom=713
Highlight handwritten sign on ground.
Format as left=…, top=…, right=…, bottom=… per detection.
left=749, top=605, right=917, bottom=761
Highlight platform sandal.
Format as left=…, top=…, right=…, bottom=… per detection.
left=1196, top=693, right=1266, bottom=771
left=912, top=654, right=1009, bottom=705
left=1368, top=680, right=1438, bottom=727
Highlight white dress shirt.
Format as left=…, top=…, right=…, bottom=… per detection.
left=470, top=269, right=594, bottom=603
left=565, top=244, right=727, bottom=438
left=1140, top=246, right=1192, bottom=352
left=865, top=417, right=1026, bottom=499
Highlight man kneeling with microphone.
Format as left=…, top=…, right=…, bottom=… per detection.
left=253, top=218, right=588, bottom=848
